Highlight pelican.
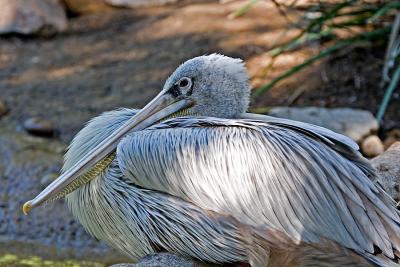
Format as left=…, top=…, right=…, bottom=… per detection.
left=23, top=54, right=400, bottom=267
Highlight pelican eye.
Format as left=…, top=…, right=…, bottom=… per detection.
left=177, top=77, right=192, bottom=91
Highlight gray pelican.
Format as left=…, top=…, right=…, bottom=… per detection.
left=23, top=54, right=400, bottom=267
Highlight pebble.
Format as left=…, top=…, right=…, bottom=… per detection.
left=0, top=0, right=67, bottom=35
left=23, top=117, right=54, bottom=137
left=0, top=100, right=8, bottom=117
left=361, top=135, right=384, bottom=158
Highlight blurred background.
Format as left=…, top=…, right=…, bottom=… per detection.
left=0, top=0, right=399, bottom=266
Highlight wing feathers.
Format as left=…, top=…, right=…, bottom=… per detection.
left=241, top=113, right=358, bottom=150
left=116, top=116, right=400, bottom=261
left=348, top=194, right=394, bottom=258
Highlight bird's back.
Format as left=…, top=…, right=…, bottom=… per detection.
left=117, top=115, right=400, bottom=264
left=64, top=108, right=400, bottom=266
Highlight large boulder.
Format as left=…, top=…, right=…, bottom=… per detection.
left=110, top=253, right=215, bottom=267
left=372, top=142, right=400, bottom=201
left=0, top=0, right=67, bottom=35
left=268, top=107, right=379, bottom=143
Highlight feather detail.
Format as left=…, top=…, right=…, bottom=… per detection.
left=117, top=115, right=400, bottom=263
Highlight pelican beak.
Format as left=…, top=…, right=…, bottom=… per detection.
left=23, top=91, right=193, bottom=215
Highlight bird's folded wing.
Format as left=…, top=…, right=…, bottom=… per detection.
left=116, top=116, right=400, bottom=259
left=241, top=113, right=359, bottom=150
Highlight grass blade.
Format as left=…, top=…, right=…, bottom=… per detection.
left=376, top=64, right=400, bottom=123
left=253, top=41, right=350, bottom=98
left=228, top=0, right=259, bottom=19
left=254, top=26, right=391, bottom=98
left=368, top=2, right=400, bottom=23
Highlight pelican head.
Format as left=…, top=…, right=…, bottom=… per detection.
left=163, top=53, right=250, bottom=118
left=23, top=54, right=251, bottom=214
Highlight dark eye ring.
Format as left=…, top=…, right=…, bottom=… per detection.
left=178, top=77, right=191, bottom=89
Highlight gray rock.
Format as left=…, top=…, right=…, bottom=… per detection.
left=371, top=142, right=400, bottom=202
left=0, top=0, right=67, bottom=35
left=268, top=107, right=378, bottom=143
left=105, top=0, right=178, bottom=8
left=24, top=117, right=54, bottom=137
left=110, top=253, right=215, bottom=267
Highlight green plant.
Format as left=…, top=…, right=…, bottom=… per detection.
left=229, top=0, right=400, bottom=122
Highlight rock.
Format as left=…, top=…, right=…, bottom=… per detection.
left=61, top=0, right=114, bottom=15
left=110, top=253, right=215, bottom=267
left=268, top=107, right=379, bottom=143
left=0, top=100, right=8, bottom=117
left=0, top=0, right=67, bottom=35
left=105, top=0, right=178, bottom=8
left=383, top=129, right=400, bottom=150
left=23, top=117, right=55, bottom=137
left=371, top=142, right=400, bottom=202
left=361, top=135, right=384, bottom=158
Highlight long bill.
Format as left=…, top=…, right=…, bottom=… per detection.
left=23, top=91, right=193, bottom=215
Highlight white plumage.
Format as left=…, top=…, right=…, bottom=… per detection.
left=26, top=54, right=400, bottom=267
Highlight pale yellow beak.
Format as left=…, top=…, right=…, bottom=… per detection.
left=23, top=91, right=193, bottom=215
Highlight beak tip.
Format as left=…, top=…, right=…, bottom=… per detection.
left=22, top=201, right=32, bottom=215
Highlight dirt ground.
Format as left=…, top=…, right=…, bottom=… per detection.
left=0, top=0, right=399, bottom=265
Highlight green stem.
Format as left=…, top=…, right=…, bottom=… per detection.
left=253, top=26, right=391, bottom=98
left=268, top=29, right=334, bottom=57
left=253, top=41, right=350, bottom=98
left=368, top=2, right=400, bottom=23
left=229, top=0, right=259, bottom=18
left=266, top=0, right=357, bottom=58
left=376, top=64, right=400, bottom=123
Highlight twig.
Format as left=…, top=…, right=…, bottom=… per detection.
left=382, top=13, right=400, bottom=84
left=286, top=87, right=306, bottom=105
left=271, top=0, right=294, bottom=24
left=253, top=41, right=349, bottom=98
